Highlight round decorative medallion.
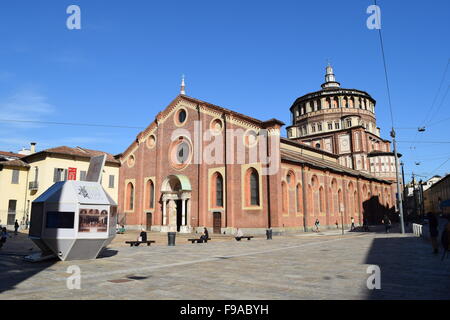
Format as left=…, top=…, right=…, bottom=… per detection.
left=127, top=154, right=135, bottom=167
left=243, top=129, right=259, bottom=148
left=210, top=118, right=223, bottom=134
left=147, top=135, right=156, bottom=149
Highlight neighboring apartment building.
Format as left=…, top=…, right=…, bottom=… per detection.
left=424, top=173, right=450, bottom=215
left=0, top=153, right=29, bottom=228
left=0, top=144, right=120, bottom=229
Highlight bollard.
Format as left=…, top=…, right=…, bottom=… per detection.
left=168, top=232, right=176, bottom=246
left=266, top=229, right=273, bottom=240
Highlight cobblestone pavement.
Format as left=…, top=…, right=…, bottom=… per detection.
left=0, top=229, right=449, bottom=300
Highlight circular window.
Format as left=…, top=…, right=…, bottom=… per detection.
left=243, top=129, right=259, bottom=148
left=210, top=118, right=223, bottom=134
left=174, top=108, right=188, bottom=126
left=127, top=154, right=135, bottom=167
left=147, top=135, right=156, bottom=149
left=169, top=137, right=192, bottom=170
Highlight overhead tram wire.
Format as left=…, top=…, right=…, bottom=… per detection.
left=427, top=84, right=450, bottom=125
left=409, top=58, right=450, bottom=151
left=373, top=0, right=405, bottom=233
left=422, top=59, right=450, bottom=127
left=0, top=118, right=144, bottom=130
left=427, top=156, right=450, bottom=179
left=397, top=140, right=450, bottom=144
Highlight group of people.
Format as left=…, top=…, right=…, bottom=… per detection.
left=0, top=220, right=21, bottom=249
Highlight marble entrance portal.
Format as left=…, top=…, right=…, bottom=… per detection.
left=160, top=175, right=192, bottom=233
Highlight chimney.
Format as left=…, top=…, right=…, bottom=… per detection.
left=30, top=142, right=36, bottom=154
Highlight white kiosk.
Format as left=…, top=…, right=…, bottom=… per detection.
left=26, top=155, right=117, bottom=261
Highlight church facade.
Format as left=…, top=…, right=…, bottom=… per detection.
left=118, top=67, right=396, bottom=234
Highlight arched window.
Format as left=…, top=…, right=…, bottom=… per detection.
left=146, top=179, right=155, bottom=209
left=212, top=173, right=224, bottom=207
left=338, top=189, right=343, bottom=214
left=126, top=182, right=134, bottom=211
left=282, top=182, right=288, bottom=213
left=296, top=184, right=302, bottom=214
left=319, top=186, right=324, bottom=213
left=247, top=168, right=260, bottom=206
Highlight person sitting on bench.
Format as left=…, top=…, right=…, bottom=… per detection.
left=235, top=228, right=244, bottom=241
left=200, top=227, right=209, bottom=243
left=138, top=229, right=147, bottom=242
left=117, top=225, right=126, bottom=234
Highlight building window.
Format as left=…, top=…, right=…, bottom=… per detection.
left=328, top=122, right=332, bottom=130
left=213, top=173, right=224, bottom=207
left=335, top=122, right=340, bottom=130
left=296, top=184, right=302, bottom=214
left=11, top=170, right=19, bottom=184
left=7, top=200, right=17, bottom=225
left=319, top=187, right=324, bottom=213
left=53, top=168, right=66, bottom=182
left=146, top=179, right=155, bottom=209
left=246, top=168, right=260, bottom=206
left=80, top=171, right=87, bottom=181
left=311, top=124, right=316, bottom=133
left=126, top=182, right=134, bottom=211
left=317, top=123, right=322, bottom=131
left=347, top=119, right=352, bottom=128
left=109, top=175, right=115, bottom=188
left=282, top=182, right=288, bottom=213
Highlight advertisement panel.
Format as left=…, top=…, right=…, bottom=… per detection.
left=78, top=208, right=108, bottom=233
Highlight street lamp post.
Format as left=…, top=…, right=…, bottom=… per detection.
left=391, top=129, right=405, bottom=234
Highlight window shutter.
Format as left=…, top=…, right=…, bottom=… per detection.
left=109, top=175, right=114, bottom=188
left=64, top=169, right=68, bottom=181
left=80, top=171, right=86, bottom=181
left=11, top=170, right=19, bottom=184
left=53, top=168, right=58, bottom=182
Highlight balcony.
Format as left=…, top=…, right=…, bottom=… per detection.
left=29, top=181, right=38, bottom=191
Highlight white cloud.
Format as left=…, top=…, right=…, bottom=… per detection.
left=0, top=89, right=55, bottom=128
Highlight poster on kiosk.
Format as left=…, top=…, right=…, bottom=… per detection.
left=26, top=155, right=117, bottom=262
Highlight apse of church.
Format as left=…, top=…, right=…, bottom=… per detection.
left=286, top=65, right=398, bottom=182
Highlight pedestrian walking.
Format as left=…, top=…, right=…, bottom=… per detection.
left=14, top=220, right=19, bottom=235
left=427, top=212, right=439, bottom=254
left=350, top=217, right=355, bottom=231
left=363, top=217, right=369, bottom=232
left=383, top=215, right=391, bottom=233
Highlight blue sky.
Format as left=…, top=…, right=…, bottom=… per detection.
left=0, top=0, right=449, bottom=182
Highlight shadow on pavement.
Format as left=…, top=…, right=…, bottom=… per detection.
left=364, top=235, right=450, bottom=299
left=0, top=232, right=118, bottom=294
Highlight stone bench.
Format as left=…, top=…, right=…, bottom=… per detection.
left=125, top=241, right=155, bottom=247
left=235, top=236, right=254, bottom=241
left=188, top=238, right=211, bottom=243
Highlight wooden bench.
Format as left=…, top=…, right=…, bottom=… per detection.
left=187, top=238, right=211, bottom=243
left=125, top=241, right=155, bottom=247
left=236, top=236, right=254, bottom=241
